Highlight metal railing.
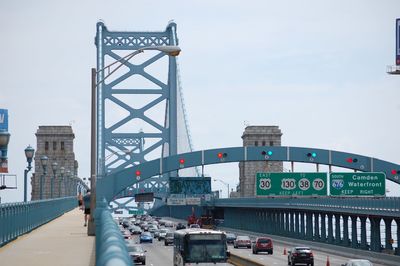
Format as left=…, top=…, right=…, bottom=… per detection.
left=0, top=197, right=76, bottom=247
left=96, top=199, right=132, bottom=266
left=211, top=197, right=400, bottom=218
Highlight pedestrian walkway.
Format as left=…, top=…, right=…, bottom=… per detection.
left=0, top=208, right=95, bottom=266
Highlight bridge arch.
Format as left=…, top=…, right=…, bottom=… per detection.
left=97, top=146, right=400, bottom=201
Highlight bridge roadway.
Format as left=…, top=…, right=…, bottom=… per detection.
left=0, top=208, right=95, bottom=266
left=0, top=209, right=395, bottom=266
left=160, top=217, right=393, bottom=266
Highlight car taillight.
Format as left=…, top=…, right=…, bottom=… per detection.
left=310, top=252, right=313, bottom=257
left=293, top=253, right=298, bottom=257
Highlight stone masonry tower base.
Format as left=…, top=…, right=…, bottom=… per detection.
left=239, top=126, right=283, bottom=197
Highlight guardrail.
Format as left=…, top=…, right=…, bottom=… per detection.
left=0, top=197, right=76, bottom=247
left=211, top=197, right=400, bottom=218
left=228, top=253, right=266, bottom=266
left=96, top=199, right=132, bottom=266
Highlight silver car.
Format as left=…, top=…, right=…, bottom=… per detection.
left=342, top=259, right=373, bottom=266
left=158, top=228, right=169, bottom=241
left=233, top=235, right=251, bottom=249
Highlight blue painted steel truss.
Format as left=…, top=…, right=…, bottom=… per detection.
left=98, top=146, right=400, bottom=202
left=95, top=22, right=179, bottom=205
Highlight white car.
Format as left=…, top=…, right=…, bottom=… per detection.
left=158, top=229, right=169, bottom=240
left=341, top=259, right=373, bottom=266
left=189, top=224, right=200, bottom=229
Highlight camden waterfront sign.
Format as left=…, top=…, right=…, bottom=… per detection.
left=330, top=172, right=386, bottom=196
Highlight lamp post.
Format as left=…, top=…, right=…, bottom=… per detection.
left=214, top=178, right=230, bottom=198
left=51, top=162, right=58, bottom=198
left=40, top=155, right=48, bottom=200
left=89, top=45, right=181, bottom=235
left=23, top=145, right=35, bottom=202
left=65, top=170, right=71, bottom=196
left=59, top=166, right=65, bottom=197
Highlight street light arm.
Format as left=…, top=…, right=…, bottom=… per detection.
left=96, top=49, right=144, bottom=86
left=214, top=178, right=228, bottom=187
left=95, top=45, right=181, bottom=87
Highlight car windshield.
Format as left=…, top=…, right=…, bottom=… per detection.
left=142, top=232, right=151, bottom=236
left=258, top=239, right=270, bottom=243
left=128, top=245, right=144, bottom=252
left=226, top=234, right=236, bottom=238
left=237, top=236, right=250, bottom=240
left=296, top=247, right=310, bottom=252
left=160, top=229, right=168, bottom=233
left=186, top=239, right=226, bottom=263
left=166, top=233, right=174, bottom=237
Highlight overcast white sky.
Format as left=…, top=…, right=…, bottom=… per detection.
left=0, top=0, right=399, bottom=202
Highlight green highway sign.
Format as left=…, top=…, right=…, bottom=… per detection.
left=129, top=210, right=144, bottom=215
left=330, top=172, right=386, bottom=196
left=256, top=172, right=327, bottom=196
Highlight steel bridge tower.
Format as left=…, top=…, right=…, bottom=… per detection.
left=95, top=22, right=196, bottom=210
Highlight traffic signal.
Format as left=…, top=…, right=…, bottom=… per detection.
left=391, top=169, right=400, bottom=175
left=306, top=152, right=317, bottom=158
left=217, top=152, right=227, bottom=159
left=179, top=158, right=185, bottom=168
left=346, top=157, right=358, bottom=163
left=261, top=151, right=273, bottom=156
left=261, top=150, right=273, bottom=159
left=135, top=170, right=141, bottom=176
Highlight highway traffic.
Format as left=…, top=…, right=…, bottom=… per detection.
left=117, top=215, right=385, bottom=266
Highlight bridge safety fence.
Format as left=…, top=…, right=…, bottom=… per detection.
left=96, top=199, right=132, bottom=266
left=212, top=197, right=400, bottom=217
left=0, top=197, right=76, bottom=247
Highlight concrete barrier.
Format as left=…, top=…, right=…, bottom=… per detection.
left=228, top=253, right=268, bottom=266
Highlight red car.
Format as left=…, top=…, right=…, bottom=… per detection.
left=252, top=237, right=273, bottom=254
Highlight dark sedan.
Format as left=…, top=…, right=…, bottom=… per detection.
left=127, top=244, right=146, bottom=265
left=129, top=225, right=142, bottom=235
left=226, top=233, right=237, bottom=244
left=288, top=247, right=314, bottom=266
left=176, top=223, right=186, bottom=230
left=164, top=232, right=174, bottom=246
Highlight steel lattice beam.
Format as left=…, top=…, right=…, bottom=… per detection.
left=95, top=22, right=179, bottom=204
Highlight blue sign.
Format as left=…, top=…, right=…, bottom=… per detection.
left=0, top=109, right=8, bottom=131
left=397, top=18, right=400, bottom=65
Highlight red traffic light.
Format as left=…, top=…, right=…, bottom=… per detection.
left=135, top=170, right=141, bottom=176
left=346, top=158, right=358, bottom=163
left=391, top=169, right=399, bottom=175
left=217, top=152, right=227, bottom=159
left=179, top=158, right=185, bottom=164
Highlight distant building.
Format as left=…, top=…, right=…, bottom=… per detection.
left=31, top=126, right=77, bottom=200
left=238, top=126, right=283, bottom=197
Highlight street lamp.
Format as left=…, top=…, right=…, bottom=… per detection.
left=59, top=166, right=65, bottom=197
left=51, top=162, right=58, bottom=198
left=89, top=45, right=181, bottom=235
left=214, top=178, right=230, bottom=198
left=23, top=145, right=35, bottom=202
left=40, top=155, right=48, bottom=200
